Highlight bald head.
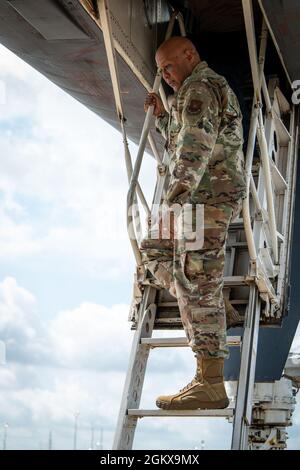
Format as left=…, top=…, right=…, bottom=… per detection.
left=155, top=37, right=200, bottom=92
left=156, top=37, right=199, bottom=63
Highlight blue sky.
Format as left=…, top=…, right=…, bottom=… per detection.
left=0, top=44, right=300, bottom=450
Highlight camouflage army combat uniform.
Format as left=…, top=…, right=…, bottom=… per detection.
left=141, top=61, right=247, bottom=359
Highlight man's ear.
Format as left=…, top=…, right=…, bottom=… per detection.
left=184, top=48, right=194, bottom=62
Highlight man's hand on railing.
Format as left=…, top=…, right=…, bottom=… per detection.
left=144, top=92, right=165, bottom=117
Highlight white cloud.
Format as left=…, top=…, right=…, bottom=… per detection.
left=0, top=276, right=236, bottom=449
left=49, top=302, right=133, bottom=370
left=0, top=44, right=156, bottom=280
left=0, top=275, right=299, bottom=449
left=0, top=277, right=49, bottom=365
left=0, top=45, right=39, bottom=119
left=0, top=276, right=38, bottom=339
left=0, top=45, right=35, bottom=81
left=1, top=44, right=300, bottom=450
left=0, top=208, right=41, bottom=259
left=0, top=276, right=134, bottom=369
left=0, top=367, right=16, bottom=387
left=0, top=275, right=132, bottom=448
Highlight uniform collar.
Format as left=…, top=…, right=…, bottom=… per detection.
left=177, top=61, right=209, bottom=94
left=173, top=61, right=209, bottom=99
left=186, top=61, right=208, bottom=82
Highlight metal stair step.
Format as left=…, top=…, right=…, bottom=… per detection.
left=277, top=231, right=285, bottom=242
left=274, top=86, right=290, bottom=114
left=224, top=276, right=253, bottom=286
left=227, top=241, right=248, bottom=248
left=141, top=336, right=241, bottom=348
left=157, top=300, right=247, bottom=307
left=270, top=159, right=287, bottom=193
left=152, top=276, right=253, bottom=290
left=274, top=113, right=291, bottom=145
left=229, top=218, right=245, bottom=229
left=127, top=409, right=234, bottom=418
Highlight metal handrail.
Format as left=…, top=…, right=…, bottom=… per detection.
left=159, top=84, right=170, bottom=113
left=98, top=0, right=150, bottom=247
left=257, top=110, right=279, bottom=263
left=148, top=131, right=162, bottom=164
left=120, top=119, right=151, bottom=219
left=243, top=101, right=260, bottom=262
left=242, top=1, right=279, bottom=264
left=126, top=11, right=182, bottom=266
left=98, top=1, right=184, bottom=266
left=242, top=10, right=267, bottom=262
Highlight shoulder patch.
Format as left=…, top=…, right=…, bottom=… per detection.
left=187, top=99, right=203, bottom=114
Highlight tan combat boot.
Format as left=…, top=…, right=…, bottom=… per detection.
left=156, top=356, right=229, bottom=410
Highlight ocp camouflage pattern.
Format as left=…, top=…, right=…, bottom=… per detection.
left=155, top=61, right=247, bottom=206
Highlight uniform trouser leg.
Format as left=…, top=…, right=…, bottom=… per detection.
left=174, top=200, right=242, bottom=360
left=141, top=199, right=243, bottom=358
left=141, top=246, right=174, bottom=291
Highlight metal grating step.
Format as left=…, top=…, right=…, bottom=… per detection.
left=145, top=276, right=254, bottom=290
left=224, top=276, right=253, bottom=286
left=157, top=301, right=247, bottom=307
left=141, top=336, right=241, bottom=348
left=128, top=409, right=234, bottom=418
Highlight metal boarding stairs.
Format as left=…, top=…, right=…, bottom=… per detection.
left=97, top=0, right=298, bottom=450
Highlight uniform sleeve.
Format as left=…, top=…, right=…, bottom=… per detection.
left=155, top=113, right=169, bottom=141
left=165, top=82, right=220, bottom=205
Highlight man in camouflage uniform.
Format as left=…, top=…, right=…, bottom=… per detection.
left=142, top=36, right=247, bottom=410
